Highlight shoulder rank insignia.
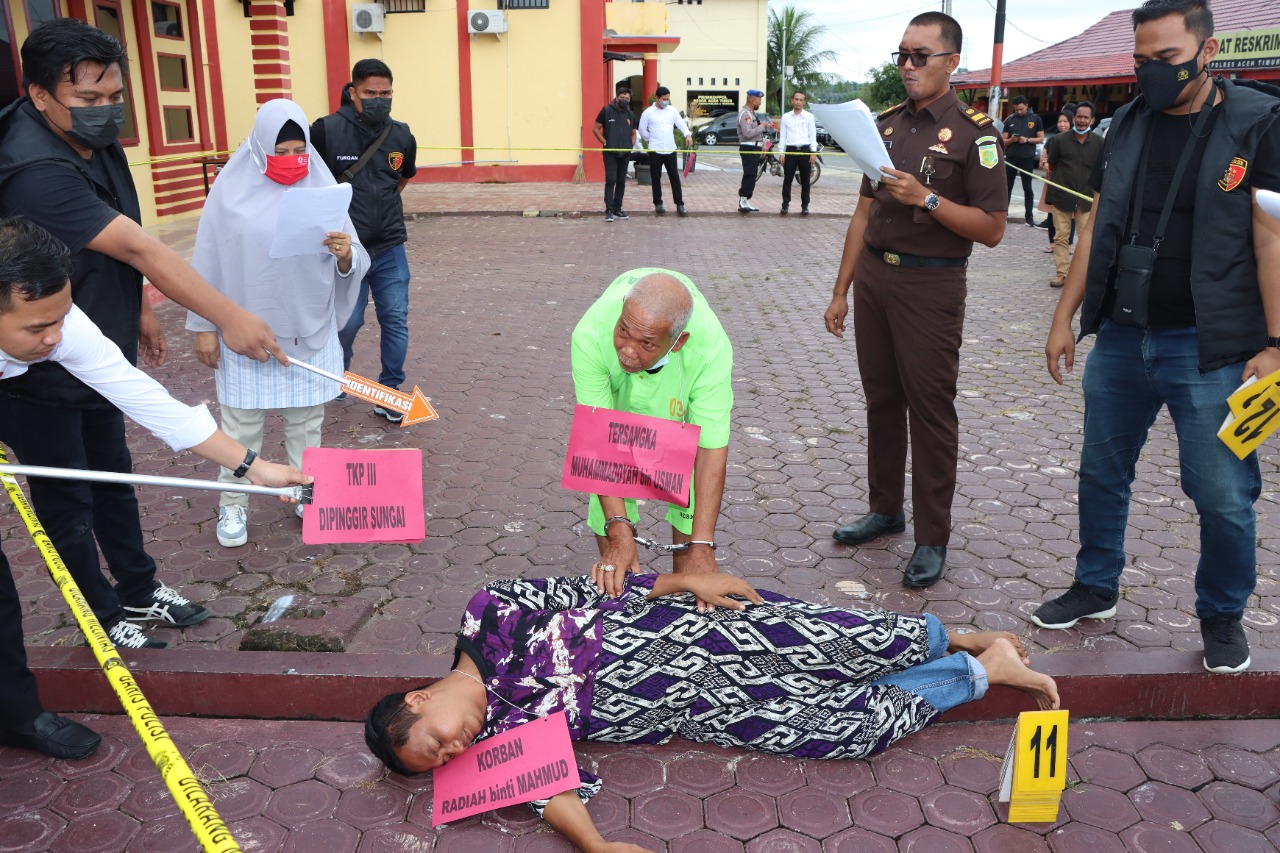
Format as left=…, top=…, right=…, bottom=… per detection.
left=961, top=107, right=995, bottom=128
left=877, top=101, right=908, bottom=122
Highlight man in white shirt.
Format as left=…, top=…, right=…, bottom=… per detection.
left=779, top=90, right=818, bottom=215
left=0, top=216, right=309, bottom=760
left=637, top=86, right=693, bottom=217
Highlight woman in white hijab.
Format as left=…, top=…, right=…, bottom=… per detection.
left=187, top=98, right=369, bottom=548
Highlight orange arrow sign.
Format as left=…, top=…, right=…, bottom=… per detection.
left=342, top=372, right=439, bottom=426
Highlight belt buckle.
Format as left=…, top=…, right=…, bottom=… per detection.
left=884, top=252, right=900, bottom=266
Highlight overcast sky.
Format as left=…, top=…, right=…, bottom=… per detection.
left=779, top=0, right=1131, bottom=82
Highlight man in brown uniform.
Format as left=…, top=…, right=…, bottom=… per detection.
left=823, top=11, right=1008, bottom=588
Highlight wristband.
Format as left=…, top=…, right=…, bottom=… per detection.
left=1267, top=336, right=1280, bottom=349
left=687, top=540, right=717, bottom=550
left=231, top=447, right=257, bottom=479
left=604, top=515, right=635, bottom=532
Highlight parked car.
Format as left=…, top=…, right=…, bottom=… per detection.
left=814, top=117, right=837, bottom=148
left=693, top=112, right=744, bottom=146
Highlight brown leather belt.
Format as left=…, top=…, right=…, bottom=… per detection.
left=867, top=246, right=967, bottom=269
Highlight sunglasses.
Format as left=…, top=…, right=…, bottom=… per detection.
left=891, top=51, right=955, bottom=67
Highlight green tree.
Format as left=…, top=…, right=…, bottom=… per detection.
left=864, top=61, right=907, bottom=111
left=766, top=5, right=837, bottom=114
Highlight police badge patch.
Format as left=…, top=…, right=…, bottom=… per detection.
left=1218, top=156, right=1247, bottom=192
left=976, top=135, right=999, bottom=169
left=388, top=151, right=405, bottom=171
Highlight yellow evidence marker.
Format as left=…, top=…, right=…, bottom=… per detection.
left=1219, top=369, right=1280, bottom=461
left=997, top=709, right=1070, bottom=823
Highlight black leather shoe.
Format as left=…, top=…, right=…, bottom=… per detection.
left=780, top=205, right=789, bottom=215
left=832, top=511, right=906, bottom=545
left=904, top=545, right=946, bottom=588
left=677, top=204, right=688, bottom=217
left=654, top=203, right=666, bottom=216
left=801, top=206, right=810, bottom=215
left=0, top=711, right=101, bottom=760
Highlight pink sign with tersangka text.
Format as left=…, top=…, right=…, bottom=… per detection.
left=432, top=712, right=579, bottom=826
left=301, top=447, right=424, bottom=544
left=561, top=405, right=699, bottom=506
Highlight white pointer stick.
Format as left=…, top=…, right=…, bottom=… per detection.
left=0, top=465, right=312, bottom=503
left=287, top=356, right=344, bottom=384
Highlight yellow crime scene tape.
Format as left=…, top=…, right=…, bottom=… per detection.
left=0, top=448, right=241, bottom=853
left=129, top=142, right=1093, bottom=204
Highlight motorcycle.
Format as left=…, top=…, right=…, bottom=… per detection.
left=757, top=133, right=823, bottom=186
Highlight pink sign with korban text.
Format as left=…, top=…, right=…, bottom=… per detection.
left=432, top=712, right=579, bottom=826
left=301, top=447, right=424, bottom=545
left=561, top=405, right=700, bottom=506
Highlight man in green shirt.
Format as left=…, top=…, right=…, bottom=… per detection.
left=571, top=269, right=733, bottom=597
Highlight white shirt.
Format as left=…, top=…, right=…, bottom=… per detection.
left=0, top=305, right=218, bottom=451
left=638, top=104, right=691, bottom=154
left=779, top=109, right=817, bottom=152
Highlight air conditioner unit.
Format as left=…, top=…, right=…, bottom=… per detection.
left=468, top=10, right=507, bottom=34
left=352, top=4, right=384, bottom=33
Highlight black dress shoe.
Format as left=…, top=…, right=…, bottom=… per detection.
left=0, top=711, right=101, bottom=760
left=801, top=206, right=810, bottom=215
left=654, top=203, right=666, bottom=215
left=780, top=205, right=789, bottom=215
left=904, top=545, right=946, bottom=588
left=832, top=511, right=906, bottom=545
left=677, top=204, right=688, bottom=217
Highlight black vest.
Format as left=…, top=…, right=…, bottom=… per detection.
left=0, top=99, right=144, bottom=408
left=1081, top=77, right=1280, bottom=371
left=311, top=105, right=415, bottom=256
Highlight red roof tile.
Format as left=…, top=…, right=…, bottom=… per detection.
left=953, top=0, right=1280, bottom=87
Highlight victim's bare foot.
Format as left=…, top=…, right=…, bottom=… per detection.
left=949, top=631, right=1029, bottom=664
left=978, top=638, right=1059, bottom=710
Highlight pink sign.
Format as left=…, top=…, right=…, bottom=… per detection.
left=432, top=712, right=579, bottom=826
left=562, top=405, right=700, bottom=506
left=301, top=447, right=424, bottom=545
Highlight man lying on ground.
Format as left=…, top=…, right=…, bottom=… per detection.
left=366, top=572, right=1057, bottom=853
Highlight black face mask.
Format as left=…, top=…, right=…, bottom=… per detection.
left=60, top=102, right=125, bottom=150
left=358, top=97, right=392, bottom=126
left=1135, top=45, right=1204, bottom=112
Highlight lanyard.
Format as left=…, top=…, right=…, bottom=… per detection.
left=1128, top=83, right=1217, bottom=250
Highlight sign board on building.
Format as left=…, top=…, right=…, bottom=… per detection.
left=1211, top=26, right=1280, bottom=70
left=686, top=90, right=739, bottom=119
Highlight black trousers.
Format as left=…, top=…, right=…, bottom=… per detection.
left=603, top=154, right=628, bottom=213
left=0, top=398, right=158, bottom=624
left=1006, top=155, right=1037, bottom=219
left=739, top=144, right=761, bottom=199
left=782, top=146, right=812, bottom=207
left=0, top=545, right=43, bottom=729
left=647, top=151, right=683, bottom=205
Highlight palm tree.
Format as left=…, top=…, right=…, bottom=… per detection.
left=767, top=5, right=838, bottom=113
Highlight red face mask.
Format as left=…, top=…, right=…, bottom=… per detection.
left=265, top=153, right=309, bottom=185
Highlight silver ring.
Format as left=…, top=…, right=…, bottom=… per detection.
left=601, top=564, right=616, bottom=573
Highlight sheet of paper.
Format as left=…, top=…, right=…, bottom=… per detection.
left=1260, top=189, right=1280, bottom=223
left=268, top=184, right=354, bottom=259
left=810, top=100, right=893, bottom=180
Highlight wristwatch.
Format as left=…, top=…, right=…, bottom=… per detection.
left=1267, top=336, right=1280, bottom=349
left=231, top=447, right=257, bottom=479
left=923, top=192, right=941, bottom=212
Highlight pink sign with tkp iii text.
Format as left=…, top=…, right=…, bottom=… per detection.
left=301, top=447, right=424, bottom=545
left=432, top=712, right=579, bottom=826
left=561, top=405, right=700, bottom=506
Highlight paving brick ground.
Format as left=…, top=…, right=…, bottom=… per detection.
left=3, top=716, right=1279, bottom=852
left=1, top=167, right=1277, bottom=850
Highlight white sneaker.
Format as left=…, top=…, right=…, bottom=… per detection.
left=217, top=505, right=248, bottom=547
left=107, top=620, right=167, bottom=649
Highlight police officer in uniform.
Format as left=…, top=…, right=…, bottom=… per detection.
left=737, top=89, right=772, bottom=212
left=823, top=11, right=1008, bottom=588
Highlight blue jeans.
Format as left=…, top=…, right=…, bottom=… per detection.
left=869, top=614, right=986, bottom=713
left=1075, top=321, right=1261, bottom=618
left=339, top=243, right=410, bottom=390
